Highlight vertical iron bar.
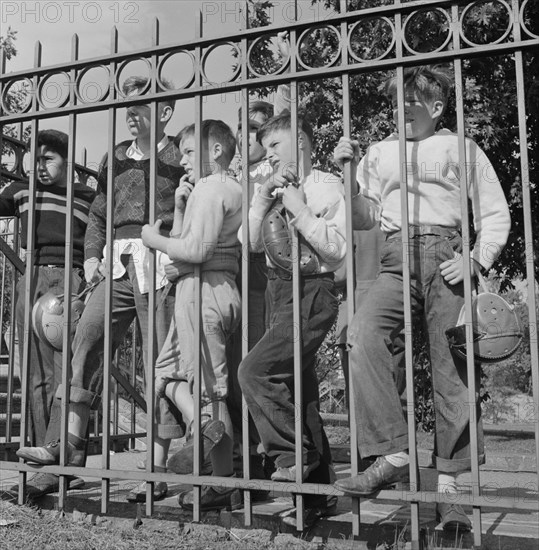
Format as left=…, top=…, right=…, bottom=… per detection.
left=144, top=16, right=160, bottom=516
left=451, top=5, right=482, bottom=544
left=16, top=40, right=41, bottom=503
left=192, top=9, right=204, bottom=523
left=58, top=32, right=79, bottom=509
left=289, top=0, right=306, bottom=530
left=339, top=0, right=361, bottom=537
left=101, top=25, right=119, bottom=514
left=511, top=0, right=539, bottom=502
left=395, top=2, right=420, bottom=545
left=240, top=0, right=253, bottom=526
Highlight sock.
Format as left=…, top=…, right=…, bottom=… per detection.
left=385, top=451, right=409, bottom=467
left=437, top=472, right=457, bottom=494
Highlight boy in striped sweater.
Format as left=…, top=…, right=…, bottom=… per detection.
left=1, top=129, right=95, bottom=497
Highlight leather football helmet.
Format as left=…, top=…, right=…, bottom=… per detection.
left=445, top=292, right=523, bottom=363
left=32, top=292, right=86, bottom=351
left=261, top=198, right=321, bottom=275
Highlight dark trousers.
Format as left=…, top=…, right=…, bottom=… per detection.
left=348, top=228, right=484, bottom=473
left=238, top=271, right=338, bottom=506
left=16, top=266, right=84, bottom=446
left=45, top=255, right=175, bottom=445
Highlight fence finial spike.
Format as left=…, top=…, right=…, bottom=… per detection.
left=152, top=17, right=160, bottom=46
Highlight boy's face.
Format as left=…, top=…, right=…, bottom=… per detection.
left=125, top=102, right=171, bottom=139
left=36, top=145, right=67, bottom=187
left=392, top=89, right=443, bottom=141
left=179, top=133, right=211, bottom=183
left=237, top=111, right=267, bottom=164
left=261, top=128, right=295, bottom=177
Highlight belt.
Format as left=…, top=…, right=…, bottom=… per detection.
left=267, top=267, right=335, bottom=282
left=387, top=225, right=460, bottom=239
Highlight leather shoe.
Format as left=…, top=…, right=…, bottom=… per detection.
left=126, top=481, right=168, bottom=503
left=178, top=484, right=243, bottom=512
left=8, top=472, right=85, bottom=499
left=334, top=456, right=409, bottom=496
left=281, top=498, right=338, bottom=530
left=271, top=460, right=320, bottom=482
left=167, top=419, right=225, bottom=475
left=436, top=503, right=471, bottom=531
left=16, top=439, right=85, bottom=466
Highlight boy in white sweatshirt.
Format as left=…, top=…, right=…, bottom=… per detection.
left=333, top=65, right=511, bottom=531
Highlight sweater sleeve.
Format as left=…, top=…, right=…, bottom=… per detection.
left=351, top=148, right=382, bottom=230
left=467, top=140, right=511, bottom=270
left=166, top=179, right=225, bottom=263
left=84, top=153, right=108, bottom=260
left=288, top=180, right=347, bottom=268
left=0, top=184, right=17, bottom=217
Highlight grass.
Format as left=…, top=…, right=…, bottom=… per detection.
left=0, top=501, right=271, bottom=550
left=0, top=501, right=470, bottom=550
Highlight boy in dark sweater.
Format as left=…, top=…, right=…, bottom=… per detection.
left=16, top=77, right=184, bottom=501
left=1, top=129, right=95, bottom=497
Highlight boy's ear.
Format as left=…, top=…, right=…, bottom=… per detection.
left=210, top=142, right=223, bottom=161
left=159, top=105, right=173, bottom=123
left=431, top=100, right=445, bottom=120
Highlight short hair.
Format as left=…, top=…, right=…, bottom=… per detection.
left=122, top=75, right=176, bottom=110
left=175, top=120, right=237, bottom=166
left=383, top=65, right=453, bottom=105
left=34, top=129, right=69, bottom=159
left=256, top=110, right=314, bottom=147
left=237, top=100, right=274, bottom=128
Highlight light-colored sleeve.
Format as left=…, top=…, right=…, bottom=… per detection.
left=246, top=186, right=274, bottom=253
left=351, top=148, right=382, bottom=230
left=274, top=84, right=291, bottom=115
left=166, top=180, right=224, bottom=263
left=288, top=177, right=347, bottom=268
left=466, top=140, right=511, bottom=270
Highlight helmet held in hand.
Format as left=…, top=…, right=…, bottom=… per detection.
left=445, top=292, right=523, bottom=363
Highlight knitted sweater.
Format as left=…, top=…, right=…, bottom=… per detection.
left=85, top=139, right=184, bottom=260
left=166, top=173, right=242, bottom=277
left=0, top=180, right=95, bottom=268
left=351, top=129, right=511, bottom=270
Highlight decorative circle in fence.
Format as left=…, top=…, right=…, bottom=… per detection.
left=348, top=17, right=395, bottom=62
left=520, top=0, right=539, bottom=39
left=158, top=50, right=196, bottom=90
left=403, top=8, right=452, bottom=54
left=1, top=78, right=33, bottom=114
left=460, top=0, right=512, bottom=47
left=248, top=34, right=289, bottom=77
left=296, top=25, right=341, bottom=70
left=115, top=58, right=152, bottom=97
left=201, top=42, right=241, bottom=85
left=37, top=71, right=70, bottom=110
left=75, top=65, right=110, bottom=104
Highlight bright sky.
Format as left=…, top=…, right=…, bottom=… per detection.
left=1, top=0, right=335, bottom=168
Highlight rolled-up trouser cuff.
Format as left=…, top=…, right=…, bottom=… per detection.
left=433, top=453, right=485, bottom=473
left=55, top=384, right=99, bottom=408
left=359, top=433, right=409, bottom=460
left=156, top=423, right=186, bottom=440
left=274, top=450, right=320, bottom=469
